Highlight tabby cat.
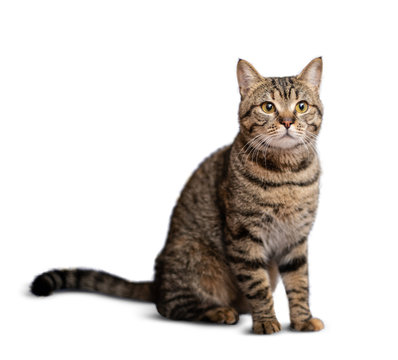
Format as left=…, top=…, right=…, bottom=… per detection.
left=31, top=58, right=324, bottom=334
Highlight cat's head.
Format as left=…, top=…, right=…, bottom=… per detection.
left=237, top=58, right=323, bottom=149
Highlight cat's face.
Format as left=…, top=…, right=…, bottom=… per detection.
left=237, top=58, right=323, bottom=150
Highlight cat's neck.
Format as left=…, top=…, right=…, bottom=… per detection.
left=233, top=132, right=317, bottom=173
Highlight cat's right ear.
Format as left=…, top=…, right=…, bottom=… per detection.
left=237, top=59, right=263, bottom=98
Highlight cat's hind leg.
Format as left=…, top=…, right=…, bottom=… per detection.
left=154, top=238, right=241, bottom=324
left=199, top=306, right=239, bottom=324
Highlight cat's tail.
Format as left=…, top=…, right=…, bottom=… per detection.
left=30, top=269, right=155, bottom=302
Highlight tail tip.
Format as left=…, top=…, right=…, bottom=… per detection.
left=31, top=274, right=54, bottom=296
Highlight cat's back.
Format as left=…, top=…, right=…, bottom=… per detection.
left=165, top=145, right=231, bottom=247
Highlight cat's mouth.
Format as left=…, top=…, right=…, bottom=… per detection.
left=284, top=133, right=295, bottom=139
left=270, top=131, right=300, bottom=149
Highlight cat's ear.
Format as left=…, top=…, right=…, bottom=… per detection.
left=297, top=57, right=323, bottom=89
left=237, top=59, right=263, bottom=98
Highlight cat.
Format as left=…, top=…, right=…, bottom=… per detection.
left=31, top=57, right=324, bottom=334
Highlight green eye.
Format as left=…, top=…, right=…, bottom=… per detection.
left=296, top=101, right=309, bottom=113
left=261, top=102, right=275, bottom=114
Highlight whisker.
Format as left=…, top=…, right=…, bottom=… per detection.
left=297, top=136, right=309, bottom=158
left=261, top=135, right=276, bottom=167
left=302, top=134, right=318, bottom=155
left=237, top=134, right=263, bottom=157
left=237, top=133, right=275, bottom=167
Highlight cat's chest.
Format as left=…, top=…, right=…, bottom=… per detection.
left=259, top=215, right=304, bottom=256
left=260, top=183, right=318, bottom=217
left=256, top=185, right=319, bottom=255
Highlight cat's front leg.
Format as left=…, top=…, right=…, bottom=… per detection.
left=225, top=226, right=281, bottom=334
left=278, top=238, right=324, bottom=331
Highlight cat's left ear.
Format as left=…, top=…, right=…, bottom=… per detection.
left=297, top=57, right=323, bottom=90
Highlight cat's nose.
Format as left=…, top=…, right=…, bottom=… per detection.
left=279, top=117, right=294, bottom=129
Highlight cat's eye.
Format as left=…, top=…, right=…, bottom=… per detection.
left=261, top=102, right=276, bottom=114
left=296, top=101, right=309, bottom=113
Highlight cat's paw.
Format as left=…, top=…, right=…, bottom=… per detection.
left=201, top=306, right=239, bottom=325
left=253, top=318, right=281, bottom=334
left=290, top=317, right=324, bottom=332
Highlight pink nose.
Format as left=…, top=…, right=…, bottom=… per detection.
left=280, top=118, right=294, bottom=129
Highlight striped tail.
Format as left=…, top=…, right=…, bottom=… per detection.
left=30, top=269, right=155, bottom=302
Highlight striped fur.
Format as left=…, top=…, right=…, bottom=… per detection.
left=31, top=269, right=154, bottom=301
left=31, top=58, right=324, bottom=334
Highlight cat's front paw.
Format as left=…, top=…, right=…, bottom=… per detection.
left=253, top=318, right=281, bottom=335
left=290, top=317, right=324, bottom=332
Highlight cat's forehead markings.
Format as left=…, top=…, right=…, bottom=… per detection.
left=293, top=87, right=299, bottom=100
left=250, top=82, right=273, bottom=101
left=267, top=76, right=299, bottom=102
left=270, top=78, right=284, bottom=99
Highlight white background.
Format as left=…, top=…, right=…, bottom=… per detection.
left=1, top=0, right=397, bottom=359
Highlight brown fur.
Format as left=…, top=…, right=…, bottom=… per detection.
left=31, top=58, right=324, bottom=334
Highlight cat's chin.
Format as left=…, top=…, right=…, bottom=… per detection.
left=270, top=134, right=301, bottom=149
